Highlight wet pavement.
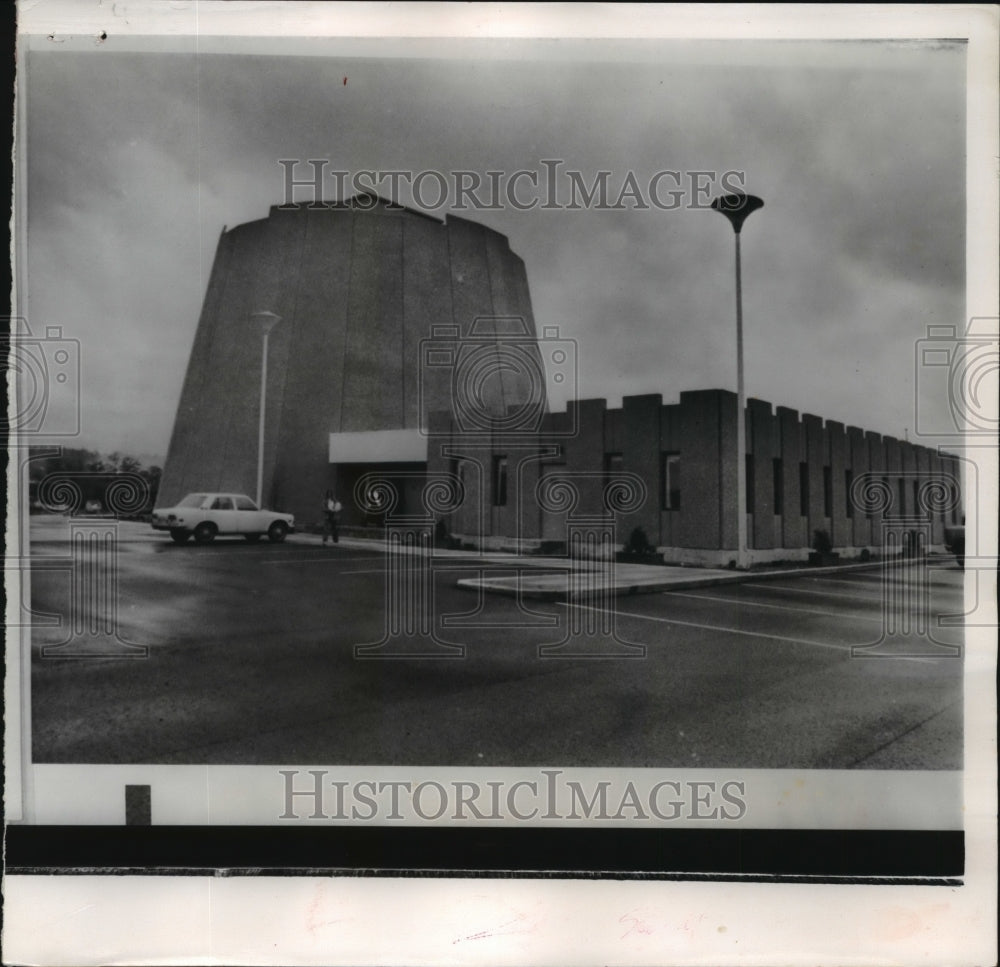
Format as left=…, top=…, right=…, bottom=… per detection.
left=26, top=517, right=964, bottom=769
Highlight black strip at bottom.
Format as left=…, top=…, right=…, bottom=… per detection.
left=5, top=827, right=964, bottom=879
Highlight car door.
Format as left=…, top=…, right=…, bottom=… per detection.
left=234, top=494, right=263, bottom=533
left=208, top=495, right=238, bottom=534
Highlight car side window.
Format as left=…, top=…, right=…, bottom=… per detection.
left=235, top=496, right=257, bottom=511
left=211, top=497, right=234, bottom=510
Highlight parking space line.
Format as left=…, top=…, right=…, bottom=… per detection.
left=260, top=555, right=393, bottom=566
left=560, top=601, right=936, bottom=663
left=337, top=567, right=409, bottom=575
left=661, top=589, right=884, bottom=623
left=260, top=554, right=513, bottom=566
left=743, top=582, right=884, bottom=601
left=338, top=566, right=538, bottom=576
left=803, top=574, right=961, bottom=591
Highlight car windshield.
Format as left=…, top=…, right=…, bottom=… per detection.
left=178, top=493, right=208, bottom=507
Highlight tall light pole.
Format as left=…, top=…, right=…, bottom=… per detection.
left=250, top=311, right=281, bottom=508
left=710, top=192, right=763, bottom=570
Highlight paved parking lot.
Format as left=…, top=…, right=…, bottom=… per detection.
left=28, top=518, right=963, bottom=767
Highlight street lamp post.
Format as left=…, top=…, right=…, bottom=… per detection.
left=710, top=192, right=763, bottom=570
left=250, top=311, right=282, bottom=508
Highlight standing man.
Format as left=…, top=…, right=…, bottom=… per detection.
left=323, top=489, right=341, bottom=545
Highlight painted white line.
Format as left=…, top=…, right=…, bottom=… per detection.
left=339, top=566, right=535, bottom=576
left=560, top=601, right=936, bottom=663
left=812, top=572, right=909, bottom=584
left=260, top=555, right=394, bottom=566
left=743, top=582, right=884, bottom=601
left=661, top=589, right=884, bottom=623
left=803, top=574, right=961, bottom=591
left=264, top=565, right=409, bottom=575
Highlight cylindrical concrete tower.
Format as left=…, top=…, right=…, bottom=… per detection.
left=158, top=197, right=545, bottom=528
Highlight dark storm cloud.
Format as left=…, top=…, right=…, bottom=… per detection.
left=23, top=39, right=965, bottom=453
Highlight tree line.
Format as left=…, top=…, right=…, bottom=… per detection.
left=28, top=447, right=163, bottom=516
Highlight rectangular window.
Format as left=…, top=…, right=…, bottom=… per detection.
left=799, top=462, right=809, bottom=517
left=661, top=452, right=680, bottom=510
left=772, top=458, right=783, bottom=515
left=492, top=455, right=508, bottom=507
left=745, top=454, right=755, bottom=514
left=823, top=466, right=832, bottom=518
left=897, top=477, right=906, bottom=517
left=845, top=469, right=854, bottom=518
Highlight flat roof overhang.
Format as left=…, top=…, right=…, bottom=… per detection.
left=329, top=429, right=428, bottom=463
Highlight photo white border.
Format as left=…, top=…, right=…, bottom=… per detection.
left=5, top=3, right=997, bottom=965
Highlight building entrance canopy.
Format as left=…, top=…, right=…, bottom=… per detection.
left=329, top=429, right=428, bottom=464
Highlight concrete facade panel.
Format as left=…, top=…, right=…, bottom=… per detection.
left=864, top=431, right=886, bottom=545
left=484, top=232, right=539, bottom=423
left=827, top=421, right=848, bottom=547
left=748, top=398, right=776, bottom=549
left=253, top=209, right=307, bottom=508
left=209, top=220, right=273, bottom=496
left=803, top=414, right=828, bottom=545
left=447, top=218, right=500, bottom=424
left=272, top=208, right=354, bottom=518
left=565, top=398, right=607, bottom=517
left=514, top=450, right=544, bottom=542
left=677, top=390, right=731, bottom=550
left=777, top=406, right=805, bottom=549
left=658, top=403, right=681, bottom=547
left=402, top=215, right=453, bottom=428
left=622, top=394, right=662, bottom=545
left=159, top=228, right=234, bottom=506
left=883, top=436, right=903, bottom=531
left=846, top=425, right=869, bottom=547
left=900, top=443, right=917, bottom=518
left=341, top=211, right=405, bottom=432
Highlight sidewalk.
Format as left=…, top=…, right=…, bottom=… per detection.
left=290, top=531, right=936, bottom=601
left=453, top=558, right=926, bottom=600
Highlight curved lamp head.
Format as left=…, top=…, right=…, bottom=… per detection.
left=710, top=193, right=764, bottom=234
left=249, top=310, right=282, bottom=336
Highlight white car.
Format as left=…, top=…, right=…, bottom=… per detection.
left=151, top=492, right=295, bottom=545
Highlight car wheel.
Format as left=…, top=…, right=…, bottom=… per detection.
left=244, top=533, right=262, bottom=543
left=193, top=522, right=217, bottom=545
left=267, top=521, right=289, bottom=543
left=170, top=529, right=190, bottom=545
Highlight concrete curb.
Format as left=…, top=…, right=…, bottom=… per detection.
left=288, top=533, right=580, bottom=568
left=286, top=532, right=947, bottom=600
left=455, top=558, right=944, bottom=601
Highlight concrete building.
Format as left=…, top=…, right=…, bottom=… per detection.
left=158, top=197, right=546, bottom=524
left=161, top=199, right=961, bottom=563
left=428, top=389, right=962, bottom=565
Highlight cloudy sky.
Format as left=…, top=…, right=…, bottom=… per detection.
left=22, top=36, right=965, bottom=460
